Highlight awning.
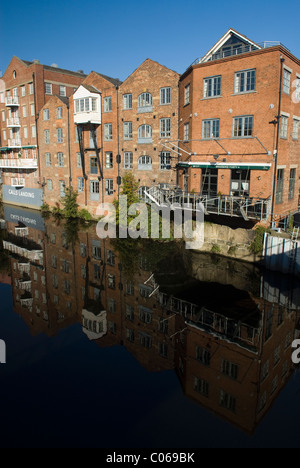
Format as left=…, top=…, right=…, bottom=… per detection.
left=22, top=146, right=37, bottom=149
left=0, top=147, right=9, bottom=152
left=178, top=161, right=271, bottom=171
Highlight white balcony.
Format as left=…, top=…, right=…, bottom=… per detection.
left=5, top=97, right=20, bottom=107
left=8, top=139, right=22, bottom=148
left=73, top=86, right=101, bottom=125
left=18, top=263, right=31, bottom=274
left=7, top=118, right=21, bottom=128
left=11, top=177, right=25, bottom=187
left=15, top=226, right=28, bottom=236
left=20, top=297, right=33, bottom=309
left=18, top=280, right=32, bottom=292
left=3, top=240, right=43, bottom=262
left=0, top=158, right=37, bottom=169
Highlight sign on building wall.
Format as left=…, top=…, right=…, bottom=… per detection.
left=3, top=204, right=45, bottom=232
left=2, top=185, right=43, bottom=209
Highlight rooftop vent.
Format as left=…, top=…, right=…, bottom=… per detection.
left=32, top=59, right=40, bottom=64
left=51, top=63, right=58, bottom=68
left=77, top=69, right=84, bottom=74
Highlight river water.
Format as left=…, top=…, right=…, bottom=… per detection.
left=0, top=204, right=300, bottom=448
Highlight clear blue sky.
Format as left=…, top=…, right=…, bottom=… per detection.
left=0, top=0, right=299, bottom=81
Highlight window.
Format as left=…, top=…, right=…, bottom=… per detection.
left=138, top=186, right=149, bottom=201
left=50, top=233, right=56, bottom=244
left=139, top=332, right=152, bottom=349
left=108, top=274, right=115, bottom=289
left=63, top=260, right=69, bottom=274
left=262, top=360, right=269, bottom=380
left=184, top=84, right=190, bottom=105
left=203, top=75, right=221, bottom=98
left=276, top=169, right=284, bottom=204
left=123, top=121, right=133, bottom=140
left=219, top=390, right=236, bottom=413
left=126, top=328, right=135, bottom=343
left=64, top=280, right=70, bottom=294
left=108, top=321, right=117, bottom=335
left=282, top=361, right=288, bottom=378
left=158, top=317, right=168, bottom=334
left=92, top=240, right=101, bottom=259
left=107, top=249, right=115, bottom=266
left=21, top=86, right=25, bottom=97
left=45, top=83, right=52, bottom=95
left=29, top=83, right=34, bottom=95
left=81, top=265, right=86, bottom=279
left=271, top=375, right=278, bottom=395
left=58, top=152, right=64, bottom=167
left=160, top=87, right=171, bottom=105
left=126, top=281, right=134, bottom=295
left=234, top=69, right=256, bottom=93
left=274, top=345, right=281, bottom=366
left=59, top=86, right=66, bottom=97
left=196, top=346, right=211, bottom=366
left=105, top=152, right=113, bottom=169
left=203, top=119, right=220, bottom=139
left=126, top=304, right=134, bottom=321
left=76, top=152, right=82, bottom=168
left=158, top=343, right=168, bottom=358
left=22, top=105, right=27, bottom=118
left=233, top=115, right=253, bottom=137
left=104, top=123, right=112, bottom=141
left=137, top=92, right=153, bottom=112
left=138, top=125, right=152, bottom=143
left=24, top=127, right=28, bottom=139
left=222, top=360, right=239, bottom=380
left=105, top=179, right=113, bottom=196
left=289, top=168, right=296, bottom=200
left=90, top=157, right=98, bottom=174
left=184, top=122, right=189, bottom=141
left=123, top=94, right=132, bottom=110
left=0, top=92, right=3, bottom=103
left=3, top=130, right=6, bottom=141
left=285, top=332, right=292, bottom=349
left=293, top=119, right=299, bottom=140
left=280, top=115, right=288, bottom=138
left=59, top=180, right=66, bottom=197
left=159, top=152, right=171, bottom=170
left=44, top=130, right=50, bottom=144
left=57, top=128, right=63, bottom=143
left=1, top=110, right=4, bottom=122
left=90, top=181, right=99, bottom=200
left=30, top=103, right=35, bottom=116
left=53, top=274, right=58, bottom=288
left=103, top=96, right=112, bottom=113
left=56, top=107, right=63, bottom=119
left=47, top=179, right=53, bottom=191
left=139, top=285, right=152, bottom=298
left=80, top=243, right=87, bottom=257
left=32, top=125, right=36, bottom=138
left=194, top=377, right=209, bottom=397
left=94, top=264, right=101, bottom=280
left=45, top=153, right=51, bottom=167
left=160, top=118, right=171, bottom=138
left=124, top=152, right=133, bottom=169
left=283, top=69, right=291, bottom=94
left=43, top=109, right=49, bottom=120
left=77, top=177, right=84, bottom=192
left=108, top=299, right=116, bottom=314
left=265, top=309, right=273, bottom=340
left=139, top=306, right=152, bottom=324
left=138, top=155, right=152, bottom=170
left=294, top=78, right=300, bottom=102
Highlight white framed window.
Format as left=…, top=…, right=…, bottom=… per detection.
left=21, top=86, right=25, bottom=97
left=184, top=84, right=190, bottom=105
left=24, top=127, right=28, bottom=138
left=124, top=152, right=133, bottom=169
left=76, top=152, right=82, bottom=168
left=222, top=360, right=239, bottom=380
left=283, top=69, right=291, bottom=94
left=233, top=115, right=253, bottom=137
left=3, top=130, right=6, bottom=141
left=59, top=85, right=66, bottom=97
left=104, top=123, right=112, bottom=141
left=44, top=129, right=50, bottom=144
left=137, top=92, right=153, bottom=112
left=105, top=152, right=113, bottom=169
left=29, top=83, right=34, bottom=95
left=43, top=108, right=49, bottom=120
left=203, top=75, right=221, bottom=98
left=160, top=118, right=171, bottom=138
left=57, top=128, right=63, bottom=143
left=138, top=124, right=152, bottom=143
left=90, top=180, right=99, bottom=200
left=159, top=152, right=171, bottom=170
left=280, top=115, right=288, bottom=139
left=105, top=179, right=113, bottom=195
left=32, top=125, right=36, bottom=138
left=22, top=105, right=27, bottom=117
left=77, top=177, right=84, bottom=192
left=292, top=118, right=299, bottom=140
left=234, top=69, right=256, bottom=94
left=294, top=77, right=300, bottom=102
left=123, top=121, right=133, bottom=139
left=45, top=83, right=52, bottom=95
left=160, top=87, right=171, bottom=105
left=45, top=153, right=51, bottom=167
left=123, top=94, right=132, bottom=110
left=59, top=180, right=66, bottom=197
left=0, top=92, right=4, bottom=103
left=13, top=88, right=18, bottom=97
left=47, top=179, right=53, bottom=191
left=58, top=152, right=64, bottom=167
left=1, top=110, right=5, bottom=122
left=203, top=119, right=220, bottom=139
left=103, top=96, right=112, bottom=113
left=30, top=103, right=35, bottom=116
left=184, top=122, right=189, bottom=141
left=32, top=148, right=37, bottom=159
left=138, top=155, right=152, bottom=170
left=219, top=390, right=236, bottom=413
left=56, top=107, right=62, bottom=119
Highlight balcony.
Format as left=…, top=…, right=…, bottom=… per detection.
left=0, top=158, right=37, bottom=169
left=3, top=240, right=43, bottom=262
left=7, top=118, right=21, bottom=128
left=8, top=139, right=22, bottom=148
left=18, top=263, right=31, bottom=274
left=18, top=280, right=32, bottom=292
left=20, top=297, right=33, bottom=310
left=15, top=226, right=28, bottom=236
left=5, top=97, right=20, bottom=107
left=11, top=178, right=25, bottom=187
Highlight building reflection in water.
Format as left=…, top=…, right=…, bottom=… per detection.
left=1, top=204, right=300, bottom=435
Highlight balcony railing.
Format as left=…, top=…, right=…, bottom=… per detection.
left=3, top=240, right=43, bottom=262
left=18, top=280, right=32, bottom=292
left=5, top=97, right=19, bottom=107
left=20, top=297, right=33, bottom=309
left=18, top=263, right=31, bottom=274
left=8, top=139, right=22, bottom=148
left=7, top=118, right=21, bottom=127
left=0, top=158, right=37, bottom=169
left=11, top=178, right=25, bottom=187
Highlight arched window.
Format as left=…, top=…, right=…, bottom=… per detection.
left=137, top=92, right=153, bottom=113
left=138, top=156, right=152, bottom=171
left=13, top=70, right=17, bottom=79
left=138, top=125, right=152, bottom=143
left=138, top=186, right=149, bottom=202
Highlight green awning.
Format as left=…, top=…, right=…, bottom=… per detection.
left=0, top=147, right=9, bottom=152
left=178, top=162, right=271, bottom=171
left=22, top=146, right=37, bottom=149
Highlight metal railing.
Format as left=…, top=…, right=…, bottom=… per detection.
left=7, top=118, right=21, bottom=127
left=0, top=158, right=37, bottom=168
left=8, top=139, right=22, bottom=148
left=5, top=96, right=19, bottom=106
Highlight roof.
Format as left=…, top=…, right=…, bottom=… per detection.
left=20, top=58, right=87, bottom=78
left=91, top=71, right=122, bottom=87
left=81, top=84, right=101, bottom=94
left=120, top=58, right=179, bottom=87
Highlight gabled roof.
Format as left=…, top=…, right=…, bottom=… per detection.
left=19, top=58, right=87, bottom=78
left=200, top=28, right=261, bottom=63
left=120, top=58, right=179, bottom=87
left=81, top=84, right=101, bottom=94
left=91, top=71, right=122, bottom=87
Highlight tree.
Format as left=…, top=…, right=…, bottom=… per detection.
left=61, top=186, right=79, bottom=218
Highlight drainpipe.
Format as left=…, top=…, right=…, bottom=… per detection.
left=32, top=73, right=41, bottom=181
left=271, top=56, right=285, bottom=225
left=67, top=103, right=72, bottom=186
left=116, top=85, right=120, bottom=197
left=176, top=81, right=180, bottom=188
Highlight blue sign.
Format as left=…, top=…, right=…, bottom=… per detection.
left=2, top=185, right=43, bottom=208
left=4, top=204, right=45, bottom=232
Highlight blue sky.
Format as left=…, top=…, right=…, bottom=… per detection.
left=0, top=0, right=299, bottom=81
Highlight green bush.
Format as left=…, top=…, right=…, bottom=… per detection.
left=61, top=187, right=79, bottom=218
left=211, top=244, right=221, bottom=254
left=228, top=245, right=237, bottom=256
left=249, top=225, right=270, bottom=254
left=79, top=208, right=93, bottom=221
